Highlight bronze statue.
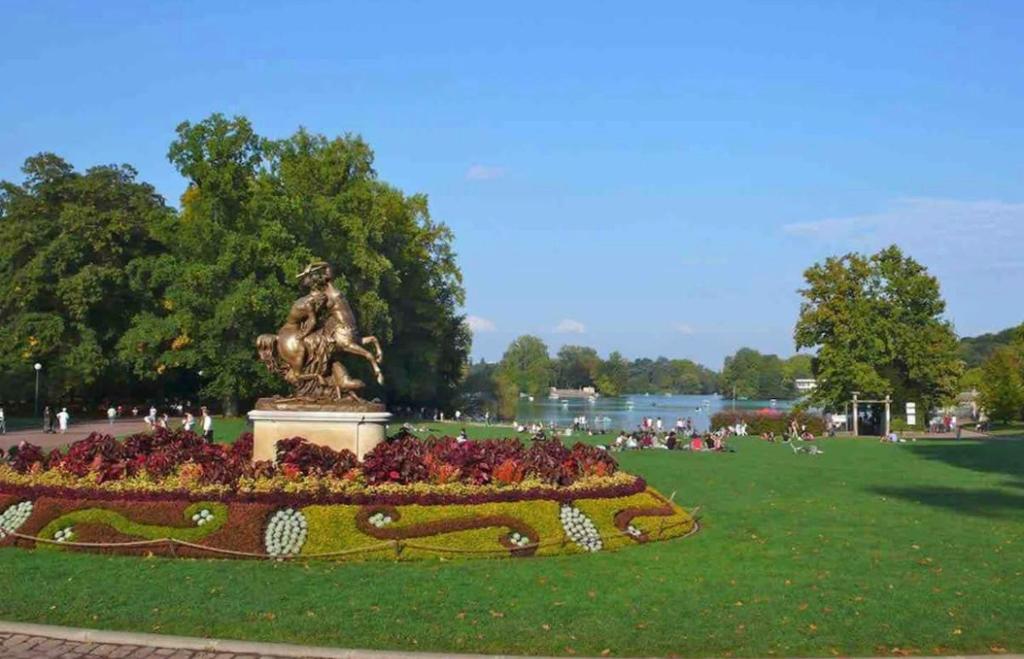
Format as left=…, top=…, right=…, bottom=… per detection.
left=257, top=262, right=384, bottom=403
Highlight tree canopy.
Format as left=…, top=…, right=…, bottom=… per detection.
left=553, top=345, right=601, bottom=389
left=719, top=348, right=791, bottom=400
left=493, top=335, right=553, bottom=417
left=1, top=115, right=470, bottom=413
left=979, top=346, right=1024, bottom=424
left=794, top=245, right=962, bottom=410
left=122, top=115, right=469, bottom=413
left=0, top=154, right=173, bottom=402
left=960, top=324, right=1023, bottom=368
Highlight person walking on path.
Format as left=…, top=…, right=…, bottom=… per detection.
left=56, top=407, right=70, bottom=434
left=183, top=410, right=195, bottom=432
left=42, top=406, right=54, bottom=433
left=107, top=405, right=116, bottom=426
left=0, top=406, right=6, bottom=434
left=201, top=406, right=214, bottom=442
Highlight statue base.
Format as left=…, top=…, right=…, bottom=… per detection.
left=249, top=398, right=391, bottom=462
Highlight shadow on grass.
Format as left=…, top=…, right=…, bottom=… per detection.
left=898, top=440, right=1024, bottom=480
left=869, top=441, right=1024, bottom=518
left=870, top=485, right=1024, bottom=519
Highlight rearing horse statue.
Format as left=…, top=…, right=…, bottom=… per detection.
left=257, top=262, right=384, bottom=402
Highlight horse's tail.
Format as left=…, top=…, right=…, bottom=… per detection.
left=256, top=334, right=281, bottom=373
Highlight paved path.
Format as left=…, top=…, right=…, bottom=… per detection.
left=0, top=622, right=535, bottom=659
left=0, top=419, right=152, bottom=453
left=0, top=622, right=1019, bottom=659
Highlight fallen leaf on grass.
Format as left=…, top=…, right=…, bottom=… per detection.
left=490, top=610, right=505, bottom=618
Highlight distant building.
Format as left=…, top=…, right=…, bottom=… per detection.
left=549, top=386, right=598, bottom=399
left=794, top=378, right=817, bottom=393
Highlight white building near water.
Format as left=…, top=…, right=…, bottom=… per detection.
left=794, top=378, right=818, bottom=393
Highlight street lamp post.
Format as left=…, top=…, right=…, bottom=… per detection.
left=34, top=363, right=42, bottom=417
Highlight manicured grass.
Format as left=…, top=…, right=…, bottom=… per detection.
left=2, top=425, right=1023, bottom=656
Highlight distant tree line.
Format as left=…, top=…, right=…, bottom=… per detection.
left=461, top=337, right=814, bottom=418
left=959, top=326, right=1022, bottom=368
left=0, top=114, right=470, bottom=415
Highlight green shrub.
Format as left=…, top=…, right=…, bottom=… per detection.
left=711, top=410, right=825, bottom=435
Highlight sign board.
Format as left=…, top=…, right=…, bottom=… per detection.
left=906, top=402, right=917, bottom=426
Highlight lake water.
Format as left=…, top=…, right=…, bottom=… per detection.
left=514, top=393, right=794, bottom=433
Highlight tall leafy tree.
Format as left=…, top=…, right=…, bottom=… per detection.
left=493, top=335, right=552, bottom=417
left=978, top=346, right=1024, bottom=424
left=794, top=245, right=962, bottom=410
left=720, top=348, right=789, bottom=399
left=595, top=351, right=629, bottom=396
left=119, top=114, right=469, bottom=413
left=553, top=345, right=600, bottom=388
left=0, top=154, right=172, bottom=403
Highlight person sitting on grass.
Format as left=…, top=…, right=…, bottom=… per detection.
left=666, top=431, right=678, bottom=450
left=457, top=428, right=468, bottom=443
left=882, top=430, right=906, bottom=443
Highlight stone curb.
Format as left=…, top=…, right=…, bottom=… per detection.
left=0, top=620, right=545, bottom=658
left=0, top=621, right=1019, bottom=659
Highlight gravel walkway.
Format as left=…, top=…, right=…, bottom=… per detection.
left=0, top=419, right=153, bottom=453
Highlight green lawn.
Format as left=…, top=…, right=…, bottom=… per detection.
left=2, top=423, right=1023, bottom=656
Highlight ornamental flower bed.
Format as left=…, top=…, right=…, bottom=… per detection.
left=0, top=429, right=696, bottom=561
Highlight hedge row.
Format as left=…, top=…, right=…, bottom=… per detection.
left=710, top=410, right=826, bottom=435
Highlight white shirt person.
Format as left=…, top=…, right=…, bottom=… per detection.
left=201, top=407, right=214, bottom=442
left=57, top=408, right=70, bottom=433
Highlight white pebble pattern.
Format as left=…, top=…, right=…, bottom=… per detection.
left=0, top=501, right=33, bottom=539
left=559, top=504, right=602, bottom=552
left=264, top=508, right=308, bottom=557
left=508, top=531, right=532, bottom=548
left=191, top=508, right=215, bottom=526
left=367, top=512, right=393, bottom=528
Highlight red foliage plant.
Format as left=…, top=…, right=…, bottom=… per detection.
left=6, top=443, right=46, bottom=474
left=493, top=459, right=525, bottom=485
left=4, top=430, right=619, bottom=491
left=275, top=437, right=358, bottom=477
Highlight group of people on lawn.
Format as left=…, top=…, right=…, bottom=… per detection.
left=610, top=429, right=732, bottom=452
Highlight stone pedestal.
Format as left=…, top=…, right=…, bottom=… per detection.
left=249, top=400, right=391, bottom=462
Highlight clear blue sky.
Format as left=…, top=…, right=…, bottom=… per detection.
left=3, top=1, right=1023, bottom=368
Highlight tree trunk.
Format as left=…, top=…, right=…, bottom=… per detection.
left=222, top=393, right=239, bottom=417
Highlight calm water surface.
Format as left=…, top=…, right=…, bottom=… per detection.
left=514, top=393, right=794, bottom=433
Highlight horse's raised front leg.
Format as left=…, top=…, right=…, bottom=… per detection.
left=339, top=341, right=384, bottom=385
left=361, top=336, right=383, bottom=363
